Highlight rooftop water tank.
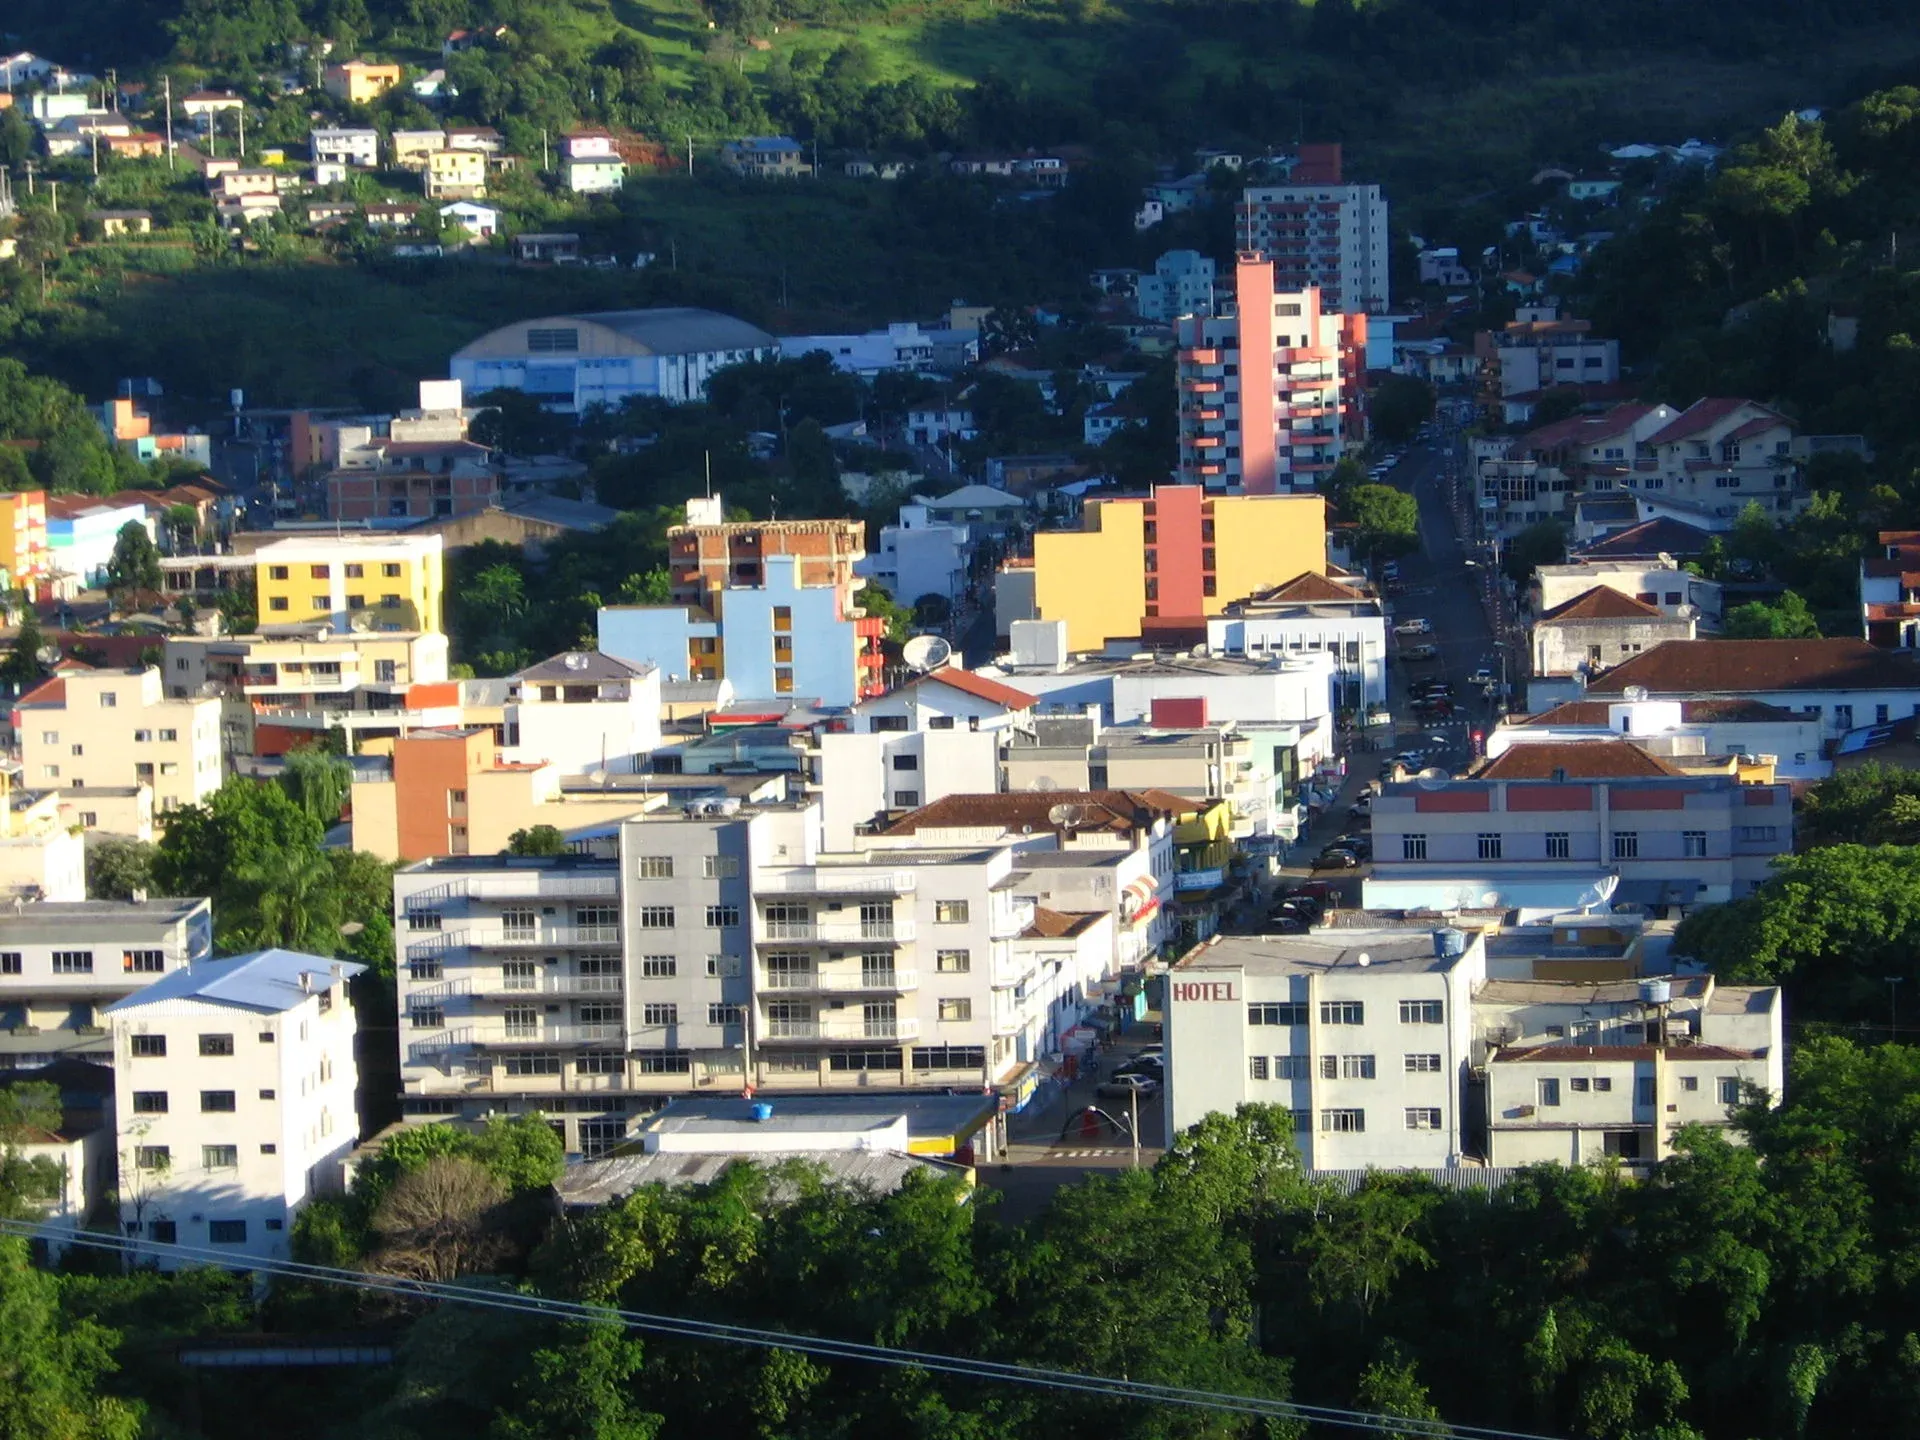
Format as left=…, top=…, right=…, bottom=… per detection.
left=1639, top=978, right=1672, bottom=1006
left=749, top=1102, right=775, bottom=1123
left=1433, top=927, right=1467, bottom=959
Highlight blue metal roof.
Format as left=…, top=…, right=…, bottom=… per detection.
left=104, top=949, right=365, bottom=1015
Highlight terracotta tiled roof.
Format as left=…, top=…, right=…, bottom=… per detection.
left=1539, top=586, right=1665, bottom=622
left=1022, top=907, right=1106, bottom=939
left=1722, top=415, right=1788, bottom=443
left=1520, top=404, right=1656, bottom=451
left=1643, top=398, right=1779, bottom=448
left=1574, top=516, right=1712, bottom=559
left=1498, top=1044, right=1758, bottom=1063
left=1476, top=740, right=1684, bottom=779
left=892, top=666, right=1037, bottom=711
left=1519, top=698, right=1799, bottom=726
left=1253, top=571, right=1369, bottom=603
left=1584, top=639, right=1920, bottom=696
left=885, top=789, right=1196, bottom=835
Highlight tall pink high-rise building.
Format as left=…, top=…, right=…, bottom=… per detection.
left=1175, top=255, right=1367, bottom=495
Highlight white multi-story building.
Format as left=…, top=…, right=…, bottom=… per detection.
left=1491, top=696, right=1830, bottom=784
left=1136, top=249, right=1216, bottom=323
left=310, top=127, right=380, bottom=168
left=1235, top=144, right=1391, bottom=314
left=106, top=949, right=364, bottom=1268
left=1165, top=928, right=1484, bottom=1167
left=500, top=651, right=663, bottom=776
left=857, top=502, right=970, bottom=606
left=1205, top=571, right=1389, bottom=709
left=0, top=898, right=213, bottom=1068
left=15, top=667, right=222, bottom=827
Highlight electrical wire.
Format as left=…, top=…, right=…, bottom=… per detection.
left=2, top=1218, right=1561, bottom=1439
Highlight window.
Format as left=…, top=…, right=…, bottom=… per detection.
left=124, top=949, right=166, bottom=974
left=1339, top=1054, right=1376, bottom=1079
left=576, top=1052, right=624, bottom=1075
left=70, top=743, right=83, bottom=756
left=1680, top=1075, right=1699, bottom=1092
left=203, top=1145, right=238, bottom=1170
left=708, top=1003, right=743, bottom=1026
left=1612, top=831, right=1639, bottom=861
left=259, top=1088, right=276, bottom=1101
left=406, top=908, right=442, bottom=932
left=873, top=715, right=910, bottom=733
left=1399, top=1000, right=1443, bottom=1025
left=1738, top=825, right=1779, bottom=842
left=1546, top=832, right=1571, bottom=860
left=381, top=594, right=402, bottom=608
left=199, top=1034, right=235, bottom=1057
left=893, top=791, right=920, bottom=808
left=1683, top=830, right=1707, bottom=859
left=636, top=855, right=674, bottom=879
left=1476, top=832, right=1503, bottom=861
left=1402, top=834, right=1428, bottom=861
left=1404, top=1053, right=1441, bottom=1073
left=642, top=1002, right=679, bottom=1026
left=706, top=954, right=740, bottom=978
left=935, top=949, right=971, bottom=974
left=913, top=1045, right=986, bottom=1070
left=1834, top=704, right=1854, bottom=729
left=1570, top=1077, right=1591, bottom=1092
left=578, top=1003, right=620, bottom=1026
left=383, top=563, right=401, bottom=578
left=1270, top=1055, right=1307, bottom=1079
left=634, top=1051, right=692, bottom=1075
left=1404, top=1108, right=1442, bottom=1130
left=891, top=753, right=919, bottom=772
left=208, top=1220, right=247, bottom=1244
left=938, top=998, right=973, bottom=1022
left=1249, top=1002, right=1308, bottom=1026
left=132, top=1035, right=166, bottom=1058
left=150, top=1220, right=178, bottom=1244
left=640, top=955, right=677, bottom=978
left=135, top=1146, right=170, bottom=1170
left=51, top=951, right=93, bottom=974
left=39, top=732, right=56, bottom=745
left=638, top=906, right=675, bottom=928
left=1719, top=1077, right=1741, bottom=1104
left=706, top=905, right=740, bottom=928
left=1537, top=1078, right=1562, bottom=1107
left=132, top=1091, right=168, bottom=1113
left=504, top=1054, right=561, bottom=1076
left=310, top=564, right=331, bottom=579
left=703, top=854, right=740, bottom=878
left=1594, top=1077, right=1613, bottom=1092
left=0, top=954, right=17, bottom=976
left=200, top=1090, right=237, bottom=1112
left=311, top=595, right=330, bottom=611
left=98, top=691, right=117, bottom=708
left=1249, top=1056, right=1270, bottom=1080
left=1320, top=1000, right=1364, bottom=1025
left=269, top=596, right=289, bottom=611
left=527, top=327, right=580, bottom=353
left=1636, top=1076, right=1656, bottom=1105
left=39, top=765, right=57, bottom=780
left=1320, top=1109, right=1365, bottom=1133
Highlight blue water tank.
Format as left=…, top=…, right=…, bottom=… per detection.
left=749, top=1102, right=775, bottom=1123
left=1432, top=928, right=1467, bottom=959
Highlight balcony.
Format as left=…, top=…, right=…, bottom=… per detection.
left=761, top=967, right=920, bottom=993
left=760, top=918, right=916, bottom=944
left=468, top=924, right=621, bottom=949
left=473, top=972, right=623, bottom=997
left=1185, top=407, right=1223, bottom=422
left=764, top=870, right=918, bottom=895
left=1188, top=434, right=1224, bottom=449
left=1180, top=348, right=1222, bottom=364
left=479, top=1021, right=623, bottom=1048
left=1189, top=381, right=1222, bottom=395
left=759, top=1017, right=922, bottom=1042
left=461, top=874, right=619, bottom=901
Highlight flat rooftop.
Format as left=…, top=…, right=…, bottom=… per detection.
left=1014, top=849, right=1131, bottom=869
left=637, top=1093, right=997, bottom=1146
left=0, top=898, right=206, bottom=935
left=1175, top=930, right=1467, bottom=978
left=400, top=854, right=619, bottom=875
left=556, top=1149, right=958, bottom=1207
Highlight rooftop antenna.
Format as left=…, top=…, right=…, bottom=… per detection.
left=704, top=449, right=712, bottom=499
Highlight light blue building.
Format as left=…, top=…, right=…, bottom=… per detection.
left=599, top=555, right=878, bottom=707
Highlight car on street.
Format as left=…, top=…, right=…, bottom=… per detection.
left=1265, top=913, right=1310, bottom=933
left=1403, top=643, right=1439, bottom=661
left=1115, top=1056, right=1165, bottom=1083
left=1470, top=667, right=1497, bottom=687
left=1348, top=794, right=1373, bottom=818
left=1282, top=880, right=1339, bottom=905
left=1097, top=1073, right=1162, bottom=1100
left=1393, top=618, right=1432, bottom=636
left=1314, top=846, right=1362, bottom=869
left=1414, top=699, right=1455, bottom=719
left=1381, top=561, right=1400, bottom=580
left=1271, top=895, right=1323, bottom=922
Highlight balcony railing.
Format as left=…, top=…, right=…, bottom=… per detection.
left=761, top=968, right=920, bottom=993
left=763, top=870, right=918, bottom=895
left=478, top=972, right=623, bottom=997
left=760, top=918, right=916, bottom=944
left=759, top=1017, right=922, bottom=1042
left=469, top=924, right=621, bottom=949
left=462, top=874, right=620, bottom=900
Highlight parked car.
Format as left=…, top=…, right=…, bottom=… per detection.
left=1393, top=618, right=1432, bottom=636
left=1271, top=895, right=1323, bottom=922
left=1314, top=847, right=1361, bottom=869
left=1414, top=699, right=1455, bottom=719
left=1381, top=561, right=1401, bottom=580
left=1412, top=679, right=1454, bottom=696
left=1097, top=1073, right=1162, bottom=1100
left=1403, top=643, right=1439, bottom=661
left=1283, top=880, right=1339, bottom=904
left=1265, top=914, right=1309, bottom=934
left=1348, top=794, right=1373, bottom=818
left=1115, top=1057, right=1165, bottom=1083
left=1470, top=666, right=1497, bottom=687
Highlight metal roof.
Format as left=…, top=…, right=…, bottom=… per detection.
left=104, top=949, right=365, bottom=1015
left=556, top=1149, right=960, bottom=1207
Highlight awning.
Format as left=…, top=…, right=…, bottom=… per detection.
left=1612, top=879, right=1702, bottom=907
left=1120, top=877, right=1160, bottom=925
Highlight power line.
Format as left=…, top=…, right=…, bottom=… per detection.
left=0, top=1219, right=1561, bottom=1440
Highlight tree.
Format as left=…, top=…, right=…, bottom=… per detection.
left=491, top=1321, right=662, bottom=1440
left=1799, top=764, right=1920, bottom=848
left=278, top=746, right=353, bottom=825
left=85, top=837, right=155, bottom=901
left=507, top=825, right=568, bottom=856
left=1502, top=519, right=1569, bottom=584
left=1345, top=483, right=1421, bottom=561
left=104, top=522, right=162, bottom=609
left=1370, top=375, right=1437, bottom=445
left=1356, top=1341, right=1448, bottom=1440
left=857, top=584, right=913, bottom=645
left=617, top=568, right=672, bottom=605
left=1722, top=589, right=1822, bottom=639
left=369, top=1156, right=512, bottom=1282
left=469, top=563, right=529, bottom=633
left=0, top=1081, right=64, bottom=1222
left=1, top=611, right=49, bottom=688
left=217, top=575, right=257, bottom=635
left=783, top=418, right=845, bottom=518
left=1318, top=455, right=1367, bottom=512
left=0, top=1237, right=142, bottom=1440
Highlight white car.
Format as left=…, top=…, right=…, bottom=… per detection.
left=1470, top=667, right=1497, bottom=687
left=1393, top=618, right=1432, bottom=636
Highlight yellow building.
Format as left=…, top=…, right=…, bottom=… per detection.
left=323, top=61, right=403, bottom=105
left=424, top=148, right=486, bottom=199
left=1029, top=485, right=1326, bottom=652
left=0, top=490, right=50, bottom=597
left=251, top=533, right=444, bottom=635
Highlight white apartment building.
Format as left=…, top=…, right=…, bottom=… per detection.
left=1236, top=165, right=1391, bottom=312
left=106, top=949, right=364, bottom=1268
left=1136, top=249, right=1217, bottom=323
left=1165, top=928, right=1485, bottom=1168
left=0, top=898, right=214, bottom=1068
left=501, top=651, right=663, bottom=776
left=16, top=668, right=222, bottom=823
left=394, top=801, right=1094, bottom=1154
left=1491, top=696, right=1830, bottom=783
left=310, top=127, right=380, bottom=167
left=1205, top=571, right=1388, bottom=708
left=0, top=790, right=87, bottom=902
left=857, top=502, right=969, bottom=605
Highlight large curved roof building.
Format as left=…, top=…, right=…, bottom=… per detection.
left=450, top=308, right=778, bottom=410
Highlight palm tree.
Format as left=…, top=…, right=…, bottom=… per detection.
left=226, top=846, right=343, bottom=954
left=468, top=563, right=528, bottom=634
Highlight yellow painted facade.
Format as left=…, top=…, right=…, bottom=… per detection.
left=323, top=61, right=402, bottom=105
left=252, top=534, right=444, bottom=635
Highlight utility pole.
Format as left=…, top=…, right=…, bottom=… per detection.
left=90, top=131, right=98, bottom=178
left=686, top=134, right=692, bottom=175
left=107, top=68, right=117, bottom=111
left=163, top=75, right=174, bottom=172
left=237, top=103, right=245, bottom=160
left=541, top=128, right=548, bottom=172
left=1129, top=1084, right=1140, bottom=1169
left=49, top=180, right=57, bottom=215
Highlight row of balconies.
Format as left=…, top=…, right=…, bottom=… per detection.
left=760, top=917, right=915, bottom=944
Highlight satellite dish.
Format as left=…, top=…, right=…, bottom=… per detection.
left=35, top=646, right=60, bottom=665
left=901, top=635, right=952, bottom=673
left=1480, top=891, right=1502, bottom=908
left=1415, top=766, right=1451, bottom=787
left=1048, top=802, right=1094, bottom=832
left=1030, top=774, right=1057, bottom=791
left=588, top=767, right=609, bottom=791
left=350, top=617, right=373, bottom=633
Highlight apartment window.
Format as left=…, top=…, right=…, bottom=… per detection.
left=1739, top=825, right=1779, bottom=842
left=1319, top=1054, right=1337, bottom=1079
left=383, top=563, right=401, bottom=577
left=200, top=1090, right=237, bottom=1113
left=132, top=1035, right=166, bottom=1057
left=1249, top=1002, right=1308, bottom=1025
left=1878, top=704, right=1892, bottom=725
left=381, top=594, right=402, bottom=608
left=635, top=1051, right=692, bottom=1074
left=706, top=954, right=740, bottom=978
left=97, top=691, right=115, bottom=712
left=640, top=955, right=677, bottom=978
left=1275, top=1055, right=1310, bottom=1079
left=1680, top=1075, right=1699, bottom=1092
left=208, top=1220, right=248, bottom=1244
left=638, top=906, right=675, bottom=928
left=873, top=715, right=909, bottom=732
left=1399, top=1000, right=1443, bottom=1025
left=914, top=1045, right=985, bottom=1071
left=70, top=743, right=83, bottom=756
left=1477, top=833, right=1503, bottom=861
left=1339, top=1054, right=1376, bottom=1079
left=1571, top=1077, right=1594, bottom=1093
left=259, top=1089, right=276, bottom=1101
left=1636, top=1076, right=1657, bottom=1106
left=135, top=1146, right=170, bottom=1170
left=1834, top=704, right=1854, bottom=729
left=708, top=1003, right=743, bottom=1026
left=310, top=564, right=331, bottom=579
left=203, top=1145, right=239, bottom=1170
left=199, top=1034, right=235, bottom=1056
left=52, top=951, right=93, bottom=974
left=938, top=998, right=973, bottom=1022
left=1249, top=1056, right=1270, bottom=1080
left=1546, top=832, right=1571, bottom=860
left=1594, top=1077, right=1613, bottom=1092
left=406, top=909, right=442, bottom=932
left=124, top=949, right=166, bottom=974
left=269, top=597, right=289, bottom=611
left=891, top=753, right=919, bottom=771
left=1404, top=1108, right=1442, bottom=1130
left=706, top=905, right=740, bottom=928
left=893, top=791, right=920, bottom=808
left=935, top=900, right=970, bottom=924
left=1320, top=1000, right=1364, bottom=1025
left=772, top=605, right=792, bottom=632
left=374, top=658, right=397, bottom=683
left=39, top=765, right=57, bottom=780
left=578, top=1003, right=620, bottom=1027
left=1404, top=1053, right=1441, bottom=1073
left=775, top=666, right=794, bottom=694
left=132, top=1091, right=169, bottom=1114
left=0, top=954, right=17, bottom=976
left=642, top=1002, right=679, bottom=1027
left=1612, top=832, right=1639, bottom=861
left=1719, top=1077, right=1741, bottom=1105
left=1683, top=831, right=1708, bottom=859
left=1537, top=1078, right=1562, bottom=1108
left=311, top=595, right=329, bottom=611
left=1320, top=1109, right=1365, bottom=1133
left=261, top=1143, right=278, bottom=1155
left=636, top=855, right=674, bottom=879
left=504, top=1054, right=561, bottom=1076
left=703, top=854, right=740, bottom=879
left=345, top=563, right=364, bottom=578
left=1402, top=834, right=1428, bottom=861
left=39, top=732, right=56, bottom=745
left=576, top=1052, right=624, bottom=1075
left=936, top=949, right=971, bottom=974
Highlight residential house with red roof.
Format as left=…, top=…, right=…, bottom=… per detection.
left=1490, top=692, right=1828, bottom=782
left=1859, top=528, right=1920, bottom=651
left=1622, top=399, right=1803, bottom=527
left=1529, top=585, right=1695, bottom=681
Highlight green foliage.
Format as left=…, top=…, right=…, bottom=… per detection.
left=353, top=1116, right=566, bottom=1218
left=1344, top=483, right=1421, bottom=561
left=1721, top=589, right=1822, bottom=638
left=278, top=745, right=354, bottom=826
left=1799, top=763, right=1920, bottom=848
left=507, top=824, right=568, bottom=856
left=857, top=582, right=913, bottom=645
left=0, top=359, right=130, bottom=497
left=1369, top=375, right=1437, bottom=445
left=1502, top=519, right=1569, bottom=585
left=0, top=1081, right=64, bottom=1222
left=0, top=1237, right=142, bottom=1440
left=104, top=523, right=163, bottom=607
left=1, top=611, right=50, bottom=689
left=83, top=837, right=156, bottom=902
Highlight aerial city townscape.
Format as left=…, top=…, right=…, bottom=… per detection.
left=5, top=1, right=1920, bottom=1436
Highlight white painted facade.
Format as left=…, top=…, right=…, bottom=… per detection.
left=310, top=127, right=379, bottom=167
left=502, top=655, right=663, bottom=776
left=1205, top=609, right=1389, bottom=708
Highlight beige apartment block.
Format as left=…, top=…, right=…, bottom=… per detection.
left=16, top=669, right=222, bottom=822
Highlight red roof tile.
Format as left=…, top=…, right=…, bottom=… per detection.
left=1476, top=740, right=1683, bottom=779
left=1252, top=570, right=1369, bottom=603
left=1519, top=698, right=1800, bottom=726
left=1539, top=586, right=1666, bottom=622
left=1584, top=639, right=1920, bottom=696
left=1022, top=907, right=1106, bottom=939
left=894, top=666, right=1037, bottom=711
left=14, top=677, right=66, bottom=708
left=1643, top=398, right=1781, bottom=449
left=885, top=789, right=1197, bottom=836
left=1574, top=516, right=1712, bottom=559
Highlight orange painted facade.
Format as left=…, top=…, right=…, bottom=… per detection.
left=392, top=729, right=490, bottom=860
